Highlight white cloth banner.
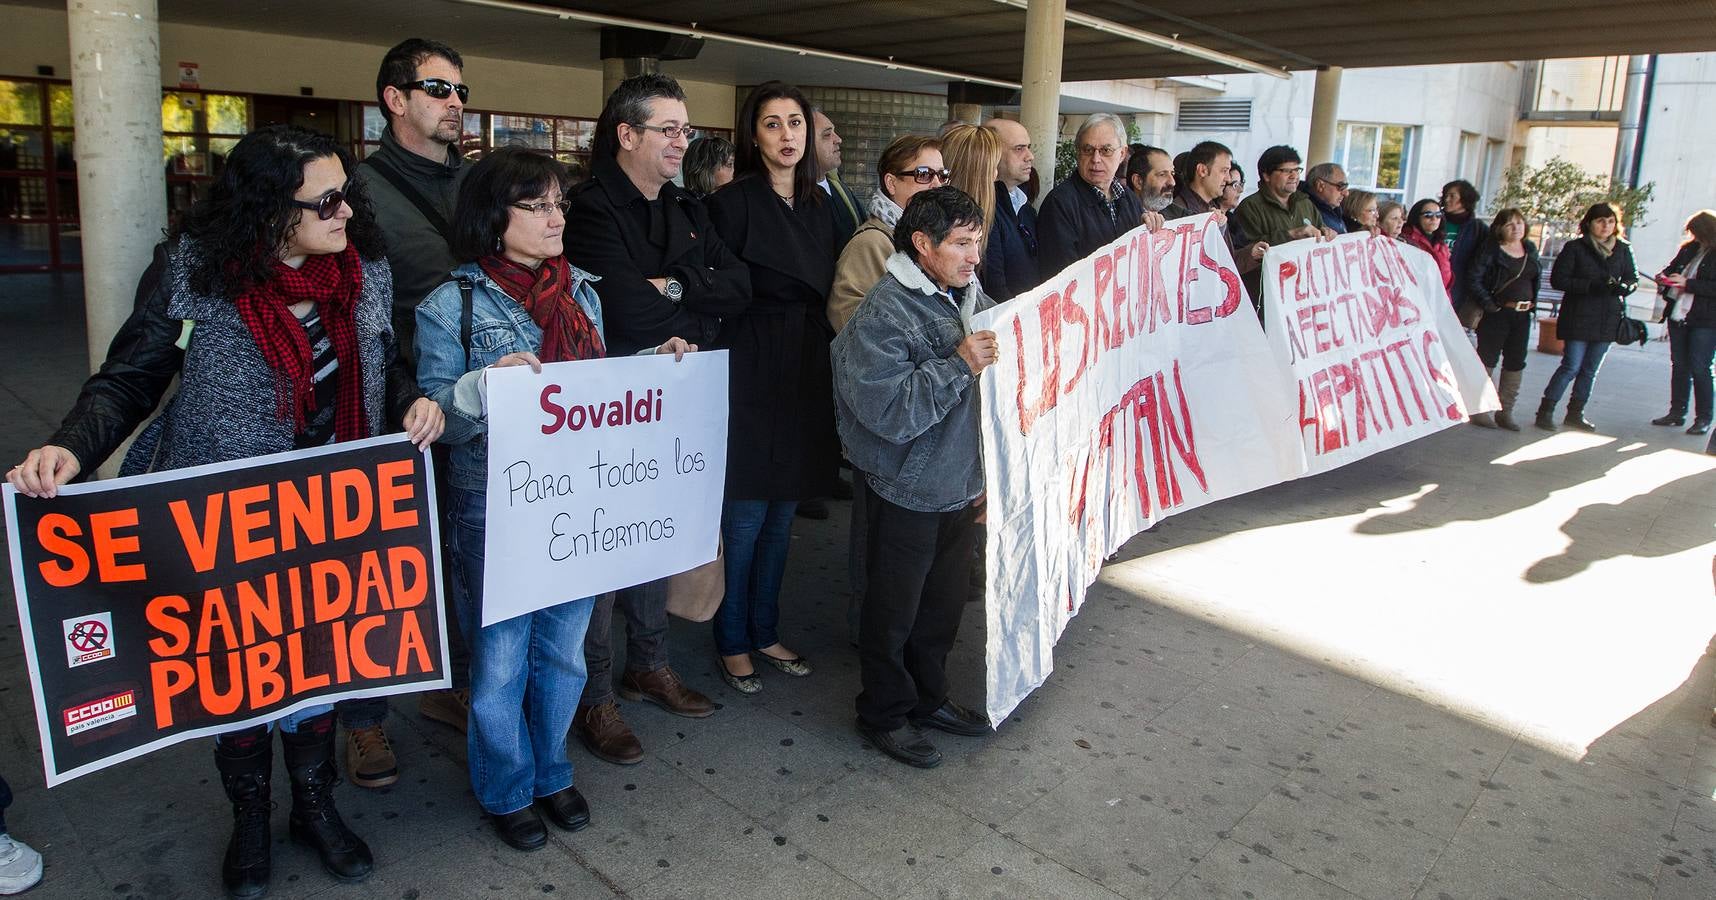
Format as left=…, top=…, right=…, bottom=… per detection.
left=1260, top=233, right=1498, bottom=475
left=481, top=352, right=729, bottom=626
left=974, top=214, right=1307, bottom=725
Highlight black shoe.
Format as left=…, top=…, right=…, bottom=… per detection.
left=1652, top=412, right=1686, bottom=426
left=796, top=498, right=829, bottom=520
left=280, top=718, right=373, bottom=884
left=1564, top=412, right=1596, bottom=432
left=215, top=736, right=274, bottom=900
left=1690, top=420, right=1712, bottom=435
left=832, top=476, right=854, bottom=501
left=1534, top=400, right=1558, bottom=431
left=492, top=806, right=547, bottom=851
left=536, top=787, right=590, bottom=832
left=855, top=718, right=943, bottom=768
left=911, top=700, right=991, bottom=737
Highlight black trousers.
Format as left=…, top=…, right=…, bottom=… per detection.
left=1475, top=307, right=1532, bottom=372
left=855, top=476, right=980, bottom=731
left=0, top=771, right=10, bottom=833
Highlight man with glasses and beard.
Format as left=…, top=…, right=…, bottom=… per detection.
left=1036, top=113, right=1144, bottom=277
left=341, top=36, right=474, bottom=792
left=563, top=73, right=748, bottom=765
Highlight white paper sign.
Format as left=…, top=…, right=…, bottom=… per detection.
left=1260, top=233, right=1498, bottom=475
left=481, top=351, right=729, bottom=626
left=974, top=215, right=1308, bottom=725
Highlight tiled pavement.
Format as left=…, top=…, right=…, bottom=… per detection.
left=0, top=274, right=1712, bottom=899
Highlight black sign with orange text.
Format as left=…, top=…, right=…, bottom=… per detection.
left=3, top=435, right=447, bottom=786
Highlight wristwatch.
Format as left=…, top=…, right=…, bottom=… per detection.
left=664, top=277, right=684, bottom=302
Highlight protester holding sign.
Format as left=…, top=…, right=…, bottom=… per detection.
left=706, top=82, right=840, bottom=692
left=833, top=187, right=997, bottom=769
left=1534, top=203, right=1639, bottom=433
left=1037, top=113, right=1147, bottom=277
left=7, top=124, right=444, bottom=899
left=415, top=146, right=696, bottom=852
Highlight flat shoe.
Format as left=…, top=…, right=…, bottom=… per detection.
left=1689, top=420, right=1712, bottom=435
left=492, top=806, right=547, bottom=852
left=536, top=786, right=591, bottom=832
left=716, top=655, right=763, bottom=694
left=754, top=651, right=812, bottom=677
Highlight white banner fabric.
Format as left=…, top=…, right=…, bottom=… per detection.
left=481, top=352, right=729, bottom=626
left=1260, top=233, right=1499, bottom=476
left=973, top=214, right=1308, bottom=725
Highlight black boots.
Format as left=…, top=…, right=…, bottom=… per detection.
left=215, top=728, right=274, bottom=900
left=1564, top=401, right=1596, bottom=432
left=279, top=713, right=374, bottom=884
left=1534, top=398, right=1558, bottom=431
left=1653, top=408, right=1687, bottom=427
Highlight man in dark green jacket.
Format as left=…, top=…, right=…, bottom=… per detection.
left=346, top=37, right=473, bottom=788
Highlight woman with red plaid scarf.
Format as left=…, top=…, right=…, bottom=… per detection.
left=7, top=124, right=443, bottom=899
left=413, top=147, right=694, bottom=853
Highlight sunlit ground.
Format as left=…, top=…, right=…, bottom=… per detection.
left=1101, top=430, right=1716, bottom=761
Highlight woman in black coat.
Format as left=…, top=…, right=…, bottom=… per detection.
left=1650, top=210, right=1716, bottom=435
left=1465, top=208, right=1541, bottom=431
left=704, top=81, right=839, bottom=692
left=1535, top=203, right=1638, bottom=432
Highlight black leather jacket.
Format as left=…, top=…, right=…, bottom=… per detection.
left=1466, top=239, right=1542, bottom=312
left=49, top=242, right=422, bottom=477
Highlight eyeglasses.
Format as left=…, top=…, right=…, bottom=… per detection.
left=400, top=78, right=469, bottom=104
left=1319, top=179, right=1350, bottom=191
left=290, top=187, right=349, bottom=221
left=1223, top=179, right=1244, bottom=189
left=1420, top=211, right=1445, bottom=219
left=1272, top=166, right=1304, bottom=177
left=511, top=198, right=571, bottom=218
left=630, top=122, right=698, bottom=141
left=1077, top=145, right=1121, bottom=160
left=894, top=166, right=951, bottom=185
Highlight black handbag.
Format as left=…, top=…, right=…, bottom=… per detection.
left=1617, top=316, right=1649, bottom=346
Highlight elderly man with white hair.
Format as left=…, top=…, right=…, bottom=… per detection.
left=1036, top=112, right=1149, bottom=277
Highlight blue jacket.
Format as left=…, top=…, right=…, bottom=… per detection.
left=982, top=181, right=1041, bottom=302
left=415, top=261, right=606, bottom=492
left=832, top=252, right=995, bottom=513
left=1299, top=183, right=1346, bottom=234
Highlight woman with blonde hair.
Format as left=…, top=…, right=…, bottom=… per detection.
left=938, top=124, right=1001, bottom=251
left=1342, top=189, right=1379, bottom=235
left=1377, top=201, right=1406, bottom=239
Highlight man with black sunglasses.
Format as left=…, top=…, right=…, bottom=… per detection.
left=348, top=37, right=474, bottom=788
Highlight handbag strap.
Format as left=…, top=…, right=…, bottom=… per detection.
left=362, top=153, right=453, bottom=241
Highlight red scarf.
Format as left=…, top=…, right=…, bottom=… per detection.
left=232, top=244, right=368, bottom=441
left=479, top=255, right=605, bottom=363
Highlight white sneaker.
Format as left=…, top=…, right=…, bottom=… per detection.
left=0, top=833, right=43, bottom=895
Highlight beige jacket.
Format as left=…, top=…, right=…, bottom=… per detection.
left=827, top=217, right=894, bottom=333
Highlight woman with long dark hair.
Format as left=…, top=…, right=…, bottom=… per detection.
left=414, top=147, right=693, bottom=850
left=1402, top=198, right=1452, bottom=291
left=7, top=124, right=444, bottom=899
left=1534, top=202, right=1638, bottom=431
left=1652, top=209, right=1716, bottom=434
left=1466, top=208, right=1541, bottom=430
left=704, top=81, right=839, bottom=692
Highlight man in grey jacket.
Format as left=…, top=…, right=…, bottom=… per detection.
left=345, top=37, right=472, bottom=788
left=832, top=187, right=998, bottom=769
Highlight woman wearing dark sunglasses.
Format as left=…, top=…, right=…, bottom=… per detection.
left=1402, top=198, right=1453, bottom=291
left=828, top=135, right=947, bottom=333
left=6, top=124, right=443, bottom=899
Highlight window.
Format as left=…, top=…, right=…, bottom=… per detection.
left=1480, top=139, right=1505, bottom=212
left=1334, top=122, right=1415, bottom=205
left=161, top=91, right=252, bottom=227
left=1457, top=131, right=1481, bottom=180
left=1176, top=99, right=1251, bottom=131
left=0, top=77, right=78, bottom=270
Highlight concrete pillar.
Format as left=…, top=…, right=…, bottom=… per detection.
left=1306, top=66, right=1343, bottom=164
left=1019, top=0, right=1066, bottom=200
left=949, top=103, right=983, bottom=126
left=602, top=57, right=659, bottom=102
left=68, top=1, right=165, bottom=375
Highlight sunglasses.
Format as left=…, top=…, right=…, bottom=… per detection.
left=895, top=166, right=951, bottom=185
left=1320, top=179, right=1350, bottom=191
left=290, top=187, right=349, bottom=221
left=1421, top=211, right=1445, bottom=219
left=401, top=77, right=469, bottom=104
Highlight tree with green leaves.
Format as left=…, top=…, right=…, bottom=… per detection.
left=1494, top=157, right=1655, bottom=254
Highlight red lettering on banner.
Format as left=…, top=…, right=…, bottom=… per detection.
left=1110, top=242, right=1131, bottom=347
left=1420, top=331, right=1465, bottom=421
left=1196, top=219, right=1243, bottom=320
left=1146, top=231, right=1176, bottom=334
left=1091, top=255, right=1115, bottom=351
left=1059, top=280, right=1091, bottom=394
left=1012, top=296, right=1061, bottom=436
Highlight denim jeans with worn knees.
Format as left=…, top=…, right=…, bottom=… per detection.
left=714, top=500, right=797, bottom=657
left=1542, top=339, right=1612, bottom=407
left=450, top=488, right=595, bottom=815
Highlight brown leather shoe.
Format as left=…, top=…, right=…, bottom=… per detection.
left=574, top=702, right=644, bottom=765
left=617, top=667, right=716, bottom=718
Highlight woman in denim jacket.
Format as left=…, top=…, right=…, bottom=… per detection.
left=415, top=148, right=692, bottom=852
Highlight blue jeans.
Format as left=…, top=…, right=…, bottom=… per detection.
left=449, top=488, right=595, bottom=815
left=1666, top=320, right=1716, bottom=422
left=1541, top=339, right=1612, bottom=408
left=714, top=500, right=797, bottom=656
